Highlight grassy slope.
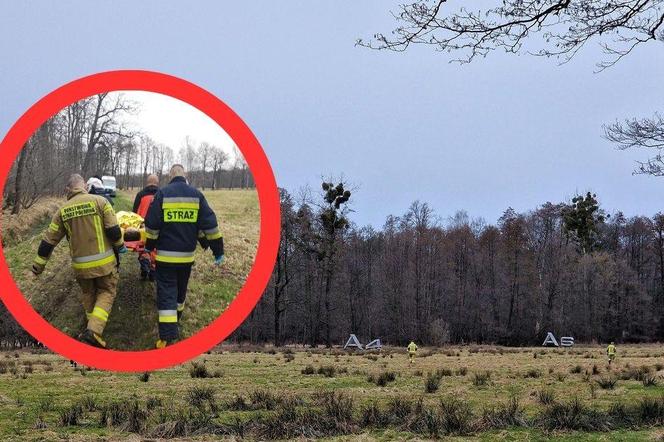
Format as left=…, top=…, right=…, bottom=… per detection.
left=2, top=189, right=259, bottom=350
left=0, top=345, right=661, bottom=440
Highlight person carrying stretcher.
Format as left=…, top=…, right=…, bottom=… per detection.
left=132, top=175, right=160, bottom=281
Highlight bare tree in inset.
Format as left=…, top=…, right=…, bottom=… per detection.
left=210, top=145, right=229, bottom=190
left=82, top=93, right=134, bottom=177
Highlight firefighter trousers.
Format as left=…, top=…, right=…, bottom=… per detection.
left=155, top=264, right=192, bottom=341
left=76, top=270, right=119, bottom=336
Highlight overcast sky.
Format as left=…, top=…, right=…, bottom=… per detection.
left=112, top=91, right=239, bottom=162
left=1, top=2, right=663, bottom=228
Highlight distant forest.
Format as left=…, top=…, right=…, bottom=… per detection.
left=234, top=184, right=664, bottom=347
left=1, top=178, right=663, bottom=347
left=2, top=92, right=253, bottom=216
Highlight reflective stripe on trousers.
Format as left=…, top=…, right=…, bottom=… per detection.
left=158, top=309, right=178, bottom=323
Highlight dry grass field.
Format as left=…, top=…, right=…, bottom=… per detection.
left=0, top=344, right=662, bottom=440
left=1, top=189, right=259, bottom=349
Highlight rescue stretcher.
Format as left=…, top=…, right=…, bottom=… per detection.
left=116, top=211, right=156, bottom=276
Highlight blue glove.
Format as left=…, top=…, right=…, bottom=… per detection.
left=214, top=255, right=224, bottom=266
left=117, top=245, right=128, bottom=254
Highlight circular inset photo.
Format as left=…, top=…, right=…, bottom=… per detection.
left=0, top=72, right=279, bottom=370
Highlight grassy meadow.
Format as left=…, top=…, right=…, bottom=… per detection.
left=1, top=189, right=259, bottom=349
left=0, top=344, right=662, bottom=440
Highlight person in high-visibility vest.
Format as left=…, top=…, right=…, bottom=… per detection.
left=607, top=342, right=616, bottom=364
left=31, top=174, right=127, bottom=348
left=144, top=164, right=224, bottom=348
left=407, top=341, right=418, bottom=364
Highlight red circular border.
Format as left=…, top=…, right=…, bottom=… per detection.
left=0, top=70, right=280, bottom=371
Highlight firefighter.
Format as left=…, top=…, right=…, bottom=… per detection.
left=607, top=342, right=616, bottom=365
left=31, top=174, right=127, bottom=348
left=144, top=164, right=224, bottom=348
left=133, top=174, right=160, bottom=281
left=407, top=341, right=418, bottom=364
left=133, top=174, right=160, bottom=218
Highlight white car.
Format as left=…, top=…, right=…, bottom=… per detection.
left=102, top=176, right=117, bottom=197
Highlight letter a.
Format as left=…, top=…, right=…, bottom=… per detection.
left=542, top=332, right=559, bottom=347
left=344, top=334, right=363, bottom=350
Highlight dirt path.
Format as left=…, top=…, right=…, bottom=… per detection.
left=3, top=189, right=259, bottom=350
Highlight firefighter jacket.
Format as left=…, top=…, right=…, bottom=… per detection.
left=33, top=187, right=124, bottom=279
left=144, top=176, right=223, bottom=266
left=133, top=184, right=159, bottom=218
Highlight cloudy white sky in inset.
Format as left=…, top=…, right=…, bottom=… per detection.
left=114, top=91, right=241, bottom=165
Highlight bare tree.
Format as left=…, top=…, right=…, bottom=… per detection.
left=81, top=93, right=134, bottom=176
left=361, top=1, right=664, bottom=181
left=605, top=113, right=664, bottom=175
left=210, top=145, right=229, bottom=190
left=197, top=142, right=213, bottom=190
left=360, top=0, right=664, bottom=70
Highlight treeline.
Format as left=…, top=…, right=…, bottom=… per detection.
left=233, top=185, right=664, bottom=347
left=3, top=93, right=253, bottom=215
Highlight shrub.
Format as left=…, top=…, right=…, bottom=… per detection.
left=592, top=364, right=601, bottom=375
left=38, top=396, right=54, bottom=412
left=537, top=389, right=555, bottom=405
left=570, top=365, right=583, bottom=374
left=387, top=397, right=412, bottom=422
left=472, top=371, right=491, bottom=387
left=556, top=373, right=568, bottom=382
left=537, top=397, right=610, bottom=431
left=523, top=368, right=542, bottom=379
left=33, top=415, right=47, bottom=430
left=123, top=401, right=149, bottom=433
left=301, top=364, right=315, bottom=375
left=79, top=395, right=97, bottom=411
left=187, top=386, right=217, bottom=412
left=321, top=391, right=353, bottom=423
left=425, top=372, right=441, bottom=393
left=482, top=396, right=526, bottom=429
left=368, top=371, right=396, bottom=387
left=138, top=372, right=151, bottom=382
left=596, top=377, right=616, bottom=390
left=642, top=374, right=658, bottom=387
left=228, top=395, right=250, bottom=411
left=317, top=365, right=337, bottom=378
left=455, top=367, right=468, bottom=376
left=250, top=389, right=278, bottom=410
left=439, top=397, right=474, bottom=435
left=59, top=404, right=83, bottom=426
left=619, top=365, right=651, bottom=381
left=638, top=396, right=664, bottom=424
left=189, top=362, right=210, bottom=378
left=435, top=368, right=453, bottom=377
left=361, top=401, right=388, bottom=427
left=146, top=396, right=162, bottom=410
